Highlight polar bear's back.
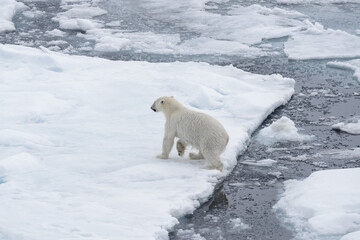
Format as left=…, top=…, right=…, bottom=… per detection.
left=172, top=109, right=228, bottom=151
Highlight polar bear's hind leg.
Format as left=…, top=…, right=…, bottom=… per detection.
left=189, top=152, right=204, bottom=160
left=202, top=150, right=224, bottom=172
left=176, top=139, right=187, bottom=157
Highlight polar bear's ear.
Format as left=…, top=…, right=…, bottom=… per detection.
left=171, top=96, right=174, bottom=98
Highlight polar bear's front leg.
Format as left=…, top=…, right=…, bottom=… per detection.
left=156, top=136, right=174, bottom=159
left=157, top=125, right=175, bottom=159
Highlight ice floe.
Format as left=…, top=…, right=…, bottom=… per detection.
left=328, top=59, right=360, bottom=83
left=230, top=218, right=250, bottom=231
left=45, top=29, right=67, bottom=37
left=240, top=159, right=277, bottom=167
left=52, top=0, right=106, bottom=31
left=332, top=118, right=360, bottom=134
left=176, top=228, right=205, bottom=240
left=0, top=44, right=294, bottom=239
left=285, top=20, right=360, bottom=60
left=257, top=116, right=314, bottom=145
left=278, top=0, right=360, bottom=4
left=0, top=0, right=26, bottom=33
left=274, top=168, right=360, bottom=240
left=314, top=148, right=360, bottom=160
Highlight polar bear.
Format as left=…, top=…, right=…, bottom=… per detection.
left=151, top=96, right=229, bottom=171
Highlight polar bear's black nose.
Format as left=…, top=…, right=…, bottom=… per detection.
left=151, top=107, right=156, bottom=112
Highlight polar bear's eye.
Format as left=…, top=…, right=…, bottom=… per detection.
left=161, top=100, right=164, bottom=104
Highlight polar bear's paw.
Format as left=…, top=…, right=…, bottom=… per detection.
left=156, top=154, right=169, bottom=159
left=204, top=163, right=224, bottom=172
left=189, top=152, right=204, bottom=160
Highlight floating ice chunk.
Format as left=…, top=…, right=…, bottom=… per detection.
left=229, top=182, right=247, bottom=187
left=240, top=159, right=277, bottom=167
left=83, top=29, right=181, bottom=54
left=22, top=9, right=45, bottom=18
left=52, top=0, right=107, bottom=33
left=235, top=5, right=305, bottom=18
left=94, top=36, right=131, bottom=52
left=285, top=20, right=360, bottom=60
left=269, top=171, right=283, bottom=179
left=257, top=116, right=314, bottom=144
left=0, top=0, right=26, bottom=33
left=278, top=0, right=360, bottom=3
left=177, top=37, right=264, bottom=56
left=48, top=40, right=68, bottom=46
left=21, top=0, right=49, bottom=2
left=58, top=6, right=107, bottom=18
left=289, top=154, right=308, bottom=161
left=311, top=161, right=328, bottom=168
left=105, top=21, right=122, bottom=27
left=332, top=119, right=360, bottom=135
left=47, top=45, right=62, bottom=52
left=328, top=59, right=360, bottom=84
left=230, top=218, right=250, bottom=231
left=58, top=18, right=103, bottom=31
left=315, top=148, right=360, bottom=160
left=274, top=168, right=360, bottom=240
left=177, top=228, right=205, bottom=240
left=46, top=29, right=67, bottom=37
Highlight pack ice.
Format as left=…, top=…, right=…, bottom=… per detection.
left=0, top=44, right=294, bottom=240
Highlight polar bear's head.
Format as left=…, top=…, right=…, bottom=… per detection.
left=151, top=96, right=182, bottom=114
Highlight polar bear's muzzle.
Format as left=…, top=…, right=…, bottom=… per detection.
left=151, top=104, right=157, bottom=112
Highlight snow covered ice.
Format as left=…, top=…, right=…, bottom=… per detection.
left=0, top=44, right=294, bottom=239
left=274, top=168, right=360, bottom=240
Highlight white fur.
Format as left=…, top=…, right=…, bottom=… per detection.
left=151, top=96, right=229, bottom=171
